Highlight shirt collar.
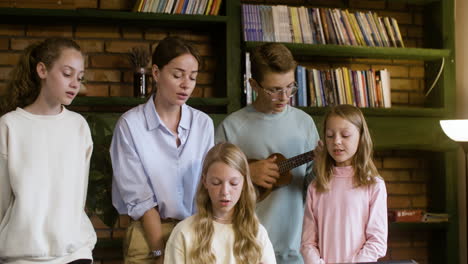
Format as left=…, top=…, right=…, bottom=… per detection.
left=143, top=95, right=191, bottom=131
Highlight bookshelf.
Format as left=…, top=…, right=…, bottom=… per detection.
left=241, top=0, right=457, bottom=263
left=0, top=3, right=241, bottom=113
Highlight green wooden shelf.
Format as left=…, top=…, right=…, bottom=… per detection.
left=390, top=222, right=449, bottom=230
left=72, top=96, right=229, bottom=107
left=300, top=106, right=447, bottom=117
left=0, top=8, right=228, bottom=26
left=245, top=42, right=451, bottom=60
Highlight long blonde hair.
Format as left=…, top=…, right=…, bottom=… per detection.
left=190, top=142, right=262, bottom=264
left=314, top=104, right=379, bottom=192
left=0, top=38, right=82, bottom=116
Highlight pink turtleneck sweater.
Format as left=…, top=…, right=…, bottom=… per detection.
left=301, top=166, right=387, bottom=264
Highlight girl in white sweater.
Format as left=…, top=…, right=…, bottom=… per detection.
left=0, top=38, right=96, bottom=264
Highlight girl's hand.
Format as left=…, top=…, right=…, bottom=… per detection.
left=313, top=140, right=324, bottom=162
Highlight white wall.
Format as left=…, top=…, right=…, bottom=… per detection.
left=455, top=0, right=467, bottom=263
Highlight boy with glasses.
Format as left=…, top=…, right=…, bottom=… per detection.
left=215, top=43, right=319, bottom=264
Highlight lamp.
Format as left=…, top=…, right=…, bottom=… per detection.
left=440, top=119, right=468, bottom=256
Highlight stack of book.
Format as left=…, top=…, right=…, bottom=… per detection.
left=388, top=209, right=449, bottom=223
left=134, top=0, right=222, bottom=15
left=242, top=4, right=404, bottom=48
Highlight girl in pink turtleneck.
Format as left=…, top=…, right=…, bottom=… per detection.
left=301, top=104, right=387, bottom=264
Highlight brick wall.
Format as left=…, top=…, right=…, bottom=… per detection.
left=0, top=3, right=219, bottom=99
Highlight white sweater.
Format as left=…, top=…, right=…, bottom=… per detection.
left=165, top=215, right=277, bottom=264
left=0, top=107, right=96, bottom=263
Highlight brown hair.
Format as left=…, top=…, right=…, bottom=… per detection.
left=0, top=38, right=82, bottom=116
left=191, top=142, right=262, bottom=264
left=250, top=42, right=297, bottom=83
left=314, top=104, right=379, bottom=192
left=152, top=36, right=202, bottom=70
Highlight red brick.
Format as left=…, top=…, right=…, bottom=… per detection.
left=86, top=69, right=121, bottom=82
left=374, top=157, right=383, bottom=169
left=202, top=57, right=216, bottom=72
left=119, top=215, right=131, bottom=228
left=383, top=157, right=420, bottom=169
left=0, top=82, right=6, bottom=95
left=409, top=93, right=425, bottom=106
left=191, top=86, right=203, bottom=97
left=0, top=66, right=12, bottom=81
left=192, top=43, right=213, bottom=56
left=96, top=229, right=111, bottom=238
left=386, top=183, right=425, bottom=195
left=75, top=0, right=98, bottom=8
left=411, top=170, right=428, bottom=181
left=171, top=31, right=212, bottom=42
left=105, top=41, right=149, bottom=53
left=373, top=65, right=408, bottom=78
left=145, top=29, right=168, bottom=41
left=407, top=26, right=423, bottom=38
left=112, top=229, right=126, bottom=239
left=75, top=40, right=104, bottom=53
left=76, top=25, right=120, bottom=39
left=110, top=84, right=133, bottom=96
left=0, top=53, right=20, bottom=66
left=414, top=13, right=423, bottom=26
left=84, top=83, right=110, bottom=96
left=391, top=247, right=428, bottom=260
left=11, top=38, right=42, bottom=51
left=91, top=214, right=109, bottom=229
left=404, top=39, right=417, bottom=48
left=388, top=232, right=412, bottom=247
left=122, top=27, right=144, bottom=39
left=0, top=25, right=25, bottom=36
left=391, top=91, right=409, bottom=104
left=391, top=78, right=420, bottom=92
left=377, top=11, right=412, bottom=25
left=99, top=0, right=133, bottom=10
left=196, top=72, right=214, bottom=85
left=0, top=39, right=9, bottom=50
left=203, top=85, right=213, bottom=97
left=409, top=66, right=424, bottom=78
left=380, top=170, right=411, bottom=181
left=388, top=195, right=412, bottom=209
left=411, top=195, right=428, bottom=208
left=90, top=54, right=132, bottom=68
left=26, top=25, right=72, bottom=37
left=387, top=2, right=407, bottom=11
left=349, top=0, right=386, bottom=10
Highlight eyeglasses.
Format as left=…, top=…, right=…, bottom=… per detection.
left=256, top=81, right=298, bottom=101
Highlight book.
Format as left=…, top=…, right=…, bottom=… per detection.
left=422, top=212, right=449, bottom=222
left=388, top=209, right=424, bottom=222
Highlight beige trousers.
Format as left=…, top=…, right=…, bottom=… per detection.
left=123, top=220, right=177, bottom=264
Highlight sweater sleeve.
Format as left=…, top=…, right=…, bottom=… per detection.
left=258, top=224, right=277, bottom=264
left=0, top=119, right=11, bottom=221
left=353, top=178, right=388, bottom=262
left=110, top=118, right=158, bottom=220
left=300, top=184, right=325, bottom=264
left=164, top=224, right=187, bottom=264
left=214, top=120, right=229, bottom=144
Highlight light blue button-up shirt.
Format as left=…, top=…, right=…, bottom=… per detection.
left=111, top=96, right=214, bottom=220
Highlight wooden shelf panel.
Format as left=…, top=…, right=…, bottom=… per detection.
left=390, top=222, right=448, bottom=230
left=301, top=106, right=447, bottom=118
left=72, top=96, right=229, bottom=107
left=245, top=42, right=451, bottom=60
left=0, top=8, right=228, bottom=26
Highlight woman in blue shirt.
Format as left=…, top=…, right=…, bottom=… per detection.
left=110, top=36, right=214, bottom=264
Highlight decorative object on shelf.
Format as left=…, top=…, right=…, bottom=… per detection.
left=440, top=119, right=468, bottom=253
left=129, top=46, right=150, bottom=98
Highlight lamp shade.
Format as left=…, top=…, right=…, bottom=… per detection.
left=440, top=119, right=468, bottom=142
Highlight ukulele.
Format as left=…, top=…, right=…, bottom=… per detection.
left=254, top=150, right=315, bottom=202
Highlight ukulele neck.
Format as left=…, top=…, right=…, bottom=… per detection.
left=277, top=151, right=314, bottom=174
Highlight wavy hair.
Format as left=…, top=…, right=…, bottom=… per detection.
left=0, top=38, right=82, bottom=116
left=314, top=104, right=379, bottom=192
left=190, top=142, right=262, bottom=264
